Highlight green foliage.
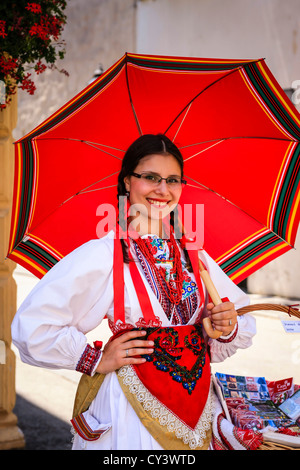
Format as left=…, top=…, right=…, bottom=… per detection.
left=0, top=1, right=68, bottom=107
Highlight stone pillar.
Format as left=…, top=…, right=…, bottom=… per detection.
left=0, top=93, right=25, bottom=449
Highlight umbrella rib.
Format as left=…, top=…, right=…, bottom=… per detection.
left=179, top=135, right=297, bottom=151
left=76, top=184, right=117, bottom=195
left=183, top=139, right=226, bottom=161
left=14, top=172, right=120, bottom=247
left=79, top=141, right=123, bottom=159
left=185, top=176, right=294, bottom=248
left=172, top=103, right=193, bottom=142
left=35, top=137, right=125, bottom=160
left=181, top=135, right=298, bottom=161
left=125, top=56, right=143, bottom=136
left=163, top=58, right=264, bottom=138
left=64, top=171, right=120, bottom=201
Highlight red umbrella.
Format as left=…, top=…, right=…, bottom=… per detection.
left=7, top=52, right=300, bottom=288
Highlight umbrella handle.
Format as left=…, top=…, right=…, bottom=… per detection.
left=198, top=260, right=224, bottom=339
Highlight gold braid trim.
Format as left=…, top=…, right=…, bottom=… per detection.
left=72, top=372, right=106, bottom=418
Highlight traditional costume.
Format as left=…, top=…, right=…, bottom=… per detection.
left=12, top=229, right=258, bottom=450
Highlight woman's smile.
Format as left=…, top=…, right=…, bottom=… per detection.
left=146, top=197, right=171, bottom=208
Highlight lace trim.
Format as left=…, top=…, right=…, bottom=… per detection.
left=118, top=365, right=214, bottom=449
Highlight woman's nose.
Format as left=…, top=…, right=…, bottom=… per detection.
left=154, top=179, right=170, bottom=194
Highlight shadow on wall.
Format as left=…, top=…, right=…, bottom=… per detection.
left=11, top=395, right=72, bottom=451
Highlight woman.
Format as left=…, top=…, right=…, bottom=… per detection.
left=12, top=134, right=256, bottom=450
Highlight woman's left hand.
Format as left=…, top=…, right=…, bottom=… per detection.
left=206, top=301, right=237, bottom=337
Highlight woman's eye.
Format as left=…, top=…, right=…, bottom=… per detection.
left=144, top=174, right=157, bottom=181
left=168, top=178, right=180, bottom=184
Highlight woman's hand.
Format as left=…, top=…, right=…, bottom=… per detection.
left=95, top=330, right=154, bottom=375
left=206, top=301, right=237, bottom=337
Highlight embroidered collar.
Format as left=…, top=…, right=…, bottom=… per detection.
left=140, top=234, right=172, bottom=264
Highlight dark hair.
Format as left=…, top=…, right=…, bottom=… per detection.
left=117, top=134, right=190, bottom=266
left=117, top=133, right=184, bottom=198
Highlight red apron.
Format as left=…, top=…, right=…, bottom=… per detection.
left=113, top=234, right=211, bottom=430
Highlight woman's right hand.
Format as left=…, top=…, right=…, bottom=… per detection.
left=95, top=330, right=154, bottom=375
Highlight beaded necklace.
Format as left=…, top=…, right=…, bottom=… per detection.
left=133, top=228, right=184, bottom=305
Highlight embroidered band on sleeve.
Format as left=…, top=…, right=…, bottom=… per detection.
left=217, top=323, right=238, bottom=343
left=76, top=343, right=102, bottom=376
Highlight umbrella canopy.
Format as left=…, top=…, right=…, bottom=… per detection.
left=7, top=53, right=300, bottom=283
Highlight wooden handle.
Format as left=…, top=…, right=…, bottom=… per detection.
left=199, top=269, right=222, bottom=306
left=199, top=260, right=224, bottom=339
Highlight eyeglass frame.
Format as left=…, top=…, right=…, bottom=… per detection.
left=130, top=172, right=187, bottom=186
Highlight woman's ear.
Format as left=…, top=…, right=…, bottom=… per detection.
left=124, top=175, right=131, bottom=193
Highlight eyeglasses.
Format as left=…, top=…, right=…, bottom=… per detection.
left=131, top=172, right=187, bottom=187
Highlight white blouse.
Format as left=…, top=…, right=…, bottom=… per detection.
left=11, top=230, right=256, bottom=450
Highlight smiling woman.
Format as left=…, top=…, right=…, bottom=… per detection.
left=11, top=133, right=257, bottom=451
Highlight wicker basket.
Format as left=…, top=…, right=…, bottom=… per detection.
left=258, top=441, right=299, bottom=450
left=236, top=303, right=300, bottom=450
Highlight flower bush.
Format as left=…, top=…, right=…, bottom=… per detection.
left=0, top=1, right=68, bottom=108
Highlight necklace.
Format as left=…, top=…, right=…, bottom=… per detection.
left=133, top=228, right=184, bottom=305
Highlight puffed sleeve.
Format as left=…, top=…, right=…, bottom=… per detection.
left=11, top=236, right=114, bottom=371
left=199, top=250, right=256, bottom=363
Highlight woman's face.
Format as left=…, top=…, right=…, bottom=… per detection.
left=124, top=153, right=183, bottom=228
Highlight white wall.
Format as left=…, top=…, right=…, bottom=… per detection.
left=137, top=0, right=300, bottom=298
left=136, top=0, right=300, bottom=90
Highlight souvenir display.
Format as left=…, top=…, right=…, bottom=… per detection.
left=215, top=372, right=300, bottom=434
